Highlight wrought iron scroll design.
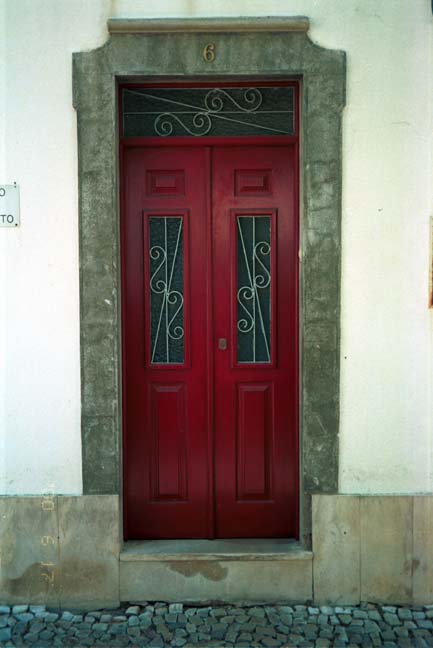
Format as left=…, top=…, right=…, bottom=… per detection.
left=123, top=86, right=295, bottom=137
left=149, top=217, right=184, bottom=364
left=237, top=216, right=271, bottom=363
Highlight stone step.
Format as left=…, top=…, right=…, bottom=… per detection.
left=120, top=539, right=313, bottom=603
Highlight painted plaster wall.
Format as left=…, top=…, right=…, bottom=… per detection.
left=1, top=0, right=112, bottom=495
left=0, top=0, right=432, bottom=495
left=0, top=0, right=6, bottom=494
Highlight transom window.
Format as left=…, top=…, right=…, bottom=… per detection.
left=122, top=85, right=296, bottom=138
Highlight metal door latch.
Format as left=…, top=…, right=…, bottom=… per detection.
left=218, top=338, right=228, bottom=350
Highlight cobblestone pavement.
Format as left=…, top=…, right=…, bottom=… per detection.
left=1, top=602, right=433, bottom=647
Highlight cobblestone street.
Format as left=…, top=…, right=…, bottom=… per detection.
left=1, top=602, right=433, bottom=647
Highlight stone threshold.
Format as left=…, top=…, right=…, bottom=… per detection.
left=120, top=538, right=313, bottom=562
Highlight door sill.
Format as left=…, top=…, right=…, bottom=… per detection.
left=119, top=539, right=313, bottom=602
left=120, top=538, right=312, bottom=562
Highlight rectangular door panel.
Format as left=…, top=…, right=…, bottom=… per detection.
left=149, top=383, right=187, bottom=501
left=213, top=146, right=298, bottom=538
left=236, top=383, right=273, bottom=501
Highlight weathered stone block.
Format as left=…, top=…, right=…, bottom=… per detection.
left=57, top=495, right=120, bottom=609
left=306, top=208, right=339, bottom=234
left=82, top=416, right=119, bottom=494
left=302, top=410, right=338, bottom=493
left=0, top=497, right=59, bottom=606
left=413, top=496, right=433, bottom=604
left=304, top=322, right=338, bottom=352
left=360, top=496, right=412, bottom=604
left=81, top=322, right=117, bottom=417
left=120, top=555, right=312, bottom=603
left=312, top=495, right=360, bottom=605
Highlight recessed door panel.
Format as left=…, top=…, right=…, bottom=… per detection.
left=236, top=383, right=273, bottom=501
left=149, top=383, right=187, bottom=501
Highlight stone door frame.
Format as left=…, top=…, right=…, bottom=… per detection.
left=73, top=17, right=346, bottom=545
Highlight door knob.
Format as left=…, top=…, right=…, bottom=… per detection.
left=218, top=338, right=228, bottom=350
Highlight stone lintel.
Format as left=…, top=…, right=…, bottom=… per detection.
left=107, top=16, right=310, bottom=34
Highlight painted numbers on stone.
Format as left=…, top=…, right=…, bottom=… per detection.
left=0, top=184, right=20, bottom=227
left=203, top=43, right=216, bottom=62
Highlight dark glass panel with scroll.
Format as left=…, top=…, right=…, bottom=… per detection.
left=149, top=217, right=184, bottom=365
left=237, top=216, right=271, bottom=364
left=122, top=87, right=295, bottom=138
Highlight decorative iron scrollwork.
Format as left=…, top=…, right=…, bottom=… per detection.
left=123, top=86, right=294, bottom=137
left=237, top=216, right=271, bottom=363
left=149, top=217, right=184, bottom=364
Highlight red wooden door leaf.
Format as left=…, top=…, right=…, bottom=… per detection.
left=122, top=147, right=210, bottom=539
left=212, top=146, right=298, bottom=538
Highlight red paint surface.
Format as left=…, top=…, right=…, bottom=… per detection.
left=121, top=120, right=299, bottom=540
left=212, top=147, right=298, bottom=537
left=123, top=147, right=210, bottom=538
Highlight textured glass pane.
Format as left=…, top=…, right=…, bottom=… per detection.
left=149, top=217, right=184, bottom=364
left=123, top=86, right=294, bottom=137
left=237, top=216, right=271, bottom=363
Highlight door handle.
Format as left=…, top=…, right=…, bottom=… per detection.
left=218, top=338, right=228, bottom=351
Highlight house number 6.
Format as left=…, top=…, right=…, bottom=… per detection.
left=203, top=43, right=216, bottom=63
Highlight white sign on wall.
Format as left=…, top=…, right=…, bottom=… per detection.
left=0, top=184, right=20, bottom=227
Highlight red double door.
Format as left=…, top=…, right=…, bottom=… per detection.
left=122, top=144, right=298, bottom=539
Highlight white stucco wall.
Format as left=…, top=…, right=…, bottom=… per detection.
left=1, top=0, right=111, bottom=495
left=0, top=0, right=432, bottom=495
left=0, top=0, right=6, bottom=494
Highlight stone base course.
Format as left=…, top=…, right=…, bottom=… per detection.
left=313, top=495, right=433, bottom=606
left=2, top=495, right=433, bottom=608
left=1, top=602, right=433, bottom=647
left=0, top=496, right=119, bottom=610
